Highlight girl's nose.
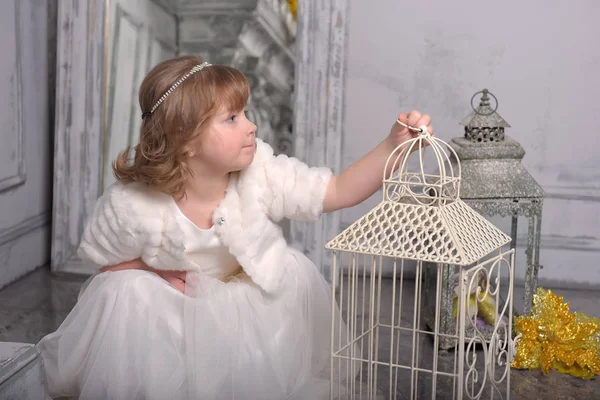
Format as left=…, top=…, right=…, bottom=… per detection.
left=248, top=121, right=257, bottom=136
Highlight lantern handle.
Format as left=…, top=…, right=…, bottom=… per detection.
left=471, top=89, right=499, bottom=116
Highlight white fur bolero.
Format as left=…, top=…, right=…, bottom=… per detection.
left=77, top=139, right=332, bottom=293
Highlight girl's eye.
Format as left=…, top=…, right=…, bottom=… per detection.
left=227, top=115, right=236, bottom=122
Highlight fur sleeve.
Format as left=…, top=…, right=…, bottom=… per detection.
left=77, top=183, right=162, bottom=267
left=259, top=140, right=333, bottom=222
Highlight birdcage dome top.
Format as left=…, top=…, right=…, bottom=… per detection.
left=383, top=129, right=461, bottom=206
left=326, top=128, right=511, bottom=265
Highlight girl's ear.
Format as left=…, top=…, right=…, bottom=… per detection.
left=182, top=143, right=197, bottom=158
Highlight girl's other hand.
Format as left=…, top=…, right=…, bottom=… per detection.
left=100, top=259, right=187, bottom=292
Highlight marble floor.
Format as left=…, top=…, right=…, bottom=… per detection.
left=0, top=266, right=599, bottom=399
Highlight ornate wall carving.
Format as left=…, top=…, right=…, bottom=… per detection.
left=177, top=0, right=296, bottom=155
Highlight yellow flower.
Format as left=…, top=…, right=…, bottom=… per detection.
left=512, top=288, right=600, bottom=379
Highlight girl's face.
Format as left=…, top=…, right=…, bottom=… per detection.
left=193, top=105, right=257, bottom=174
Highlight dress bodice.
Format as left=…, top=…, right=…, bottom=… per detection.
left=171, top=201, right=240, bottom=279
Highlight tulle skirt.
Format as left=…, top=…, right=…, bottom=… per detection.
left=37, top=248, right=355, bottom=400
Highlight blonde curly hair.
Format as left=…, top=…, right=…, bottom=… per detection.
left=112, top=55, right=250, bottom=197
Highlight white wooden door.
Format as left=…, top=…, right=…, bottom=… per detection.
left=51, top=0, right=176, bottom=275
left=103, top=0, right=177, bottom=190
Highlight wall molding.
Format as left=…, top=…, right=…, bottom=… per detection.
left=105, top=3, right=144, bottom=159
left=0, top=212, right=51, bottom=248
left=536, top=164, right=600, bottom=202
left=175, top=1, right=264, bottom=15
left=0, top=0, right=26, bottom=194
left=51, top=0, right=106, bottom=272
left=149, top=0, right=178, bottom=15
left=543, top=185, right=600, bottom=202
left=290, top=0, right=350, bottom=280
left=517, top=233, right=600, bottom=253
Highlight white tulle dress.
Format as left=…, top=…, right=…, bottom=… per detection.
left=37, top=204, right=350, bottom=400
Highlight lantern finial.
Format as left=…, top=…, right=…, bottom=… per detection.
left=480, top=88, right=490, bottom=107
left=460, top=89, right=510, bottom=143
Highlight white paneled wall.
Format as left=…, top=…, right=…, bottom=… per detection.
left=0, top=0, right=54, bottom=288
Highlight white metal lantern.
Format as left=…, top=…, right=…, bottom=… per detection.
left=326, top=129, right=518, bottom=399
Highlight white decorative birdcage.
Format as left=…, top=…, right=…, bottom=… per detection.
left=326, top=128, right=519, bottom=399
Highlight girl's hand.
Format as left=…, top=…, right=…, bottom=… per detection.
left=100, top=259, right=187, bottom=293
left=387, top=110, right=434, bottom=149
left=99, top=258, right=147, bottom=273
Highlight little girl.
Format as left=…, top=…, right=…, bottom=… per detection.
left=37, top=55, right=433, bottom=399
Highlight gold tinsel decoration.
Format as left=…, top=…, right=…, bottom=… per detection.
left=511, top=287, right=600, bottom=379
left=287, top=0, right=297, bottom=21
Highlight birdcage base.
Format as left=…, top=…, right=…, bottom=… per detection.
left=331, top=384, right=386, bottom=400
left=329, top=250, right=516, bottom=400
left=330, top=319, right=514, bottom=399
